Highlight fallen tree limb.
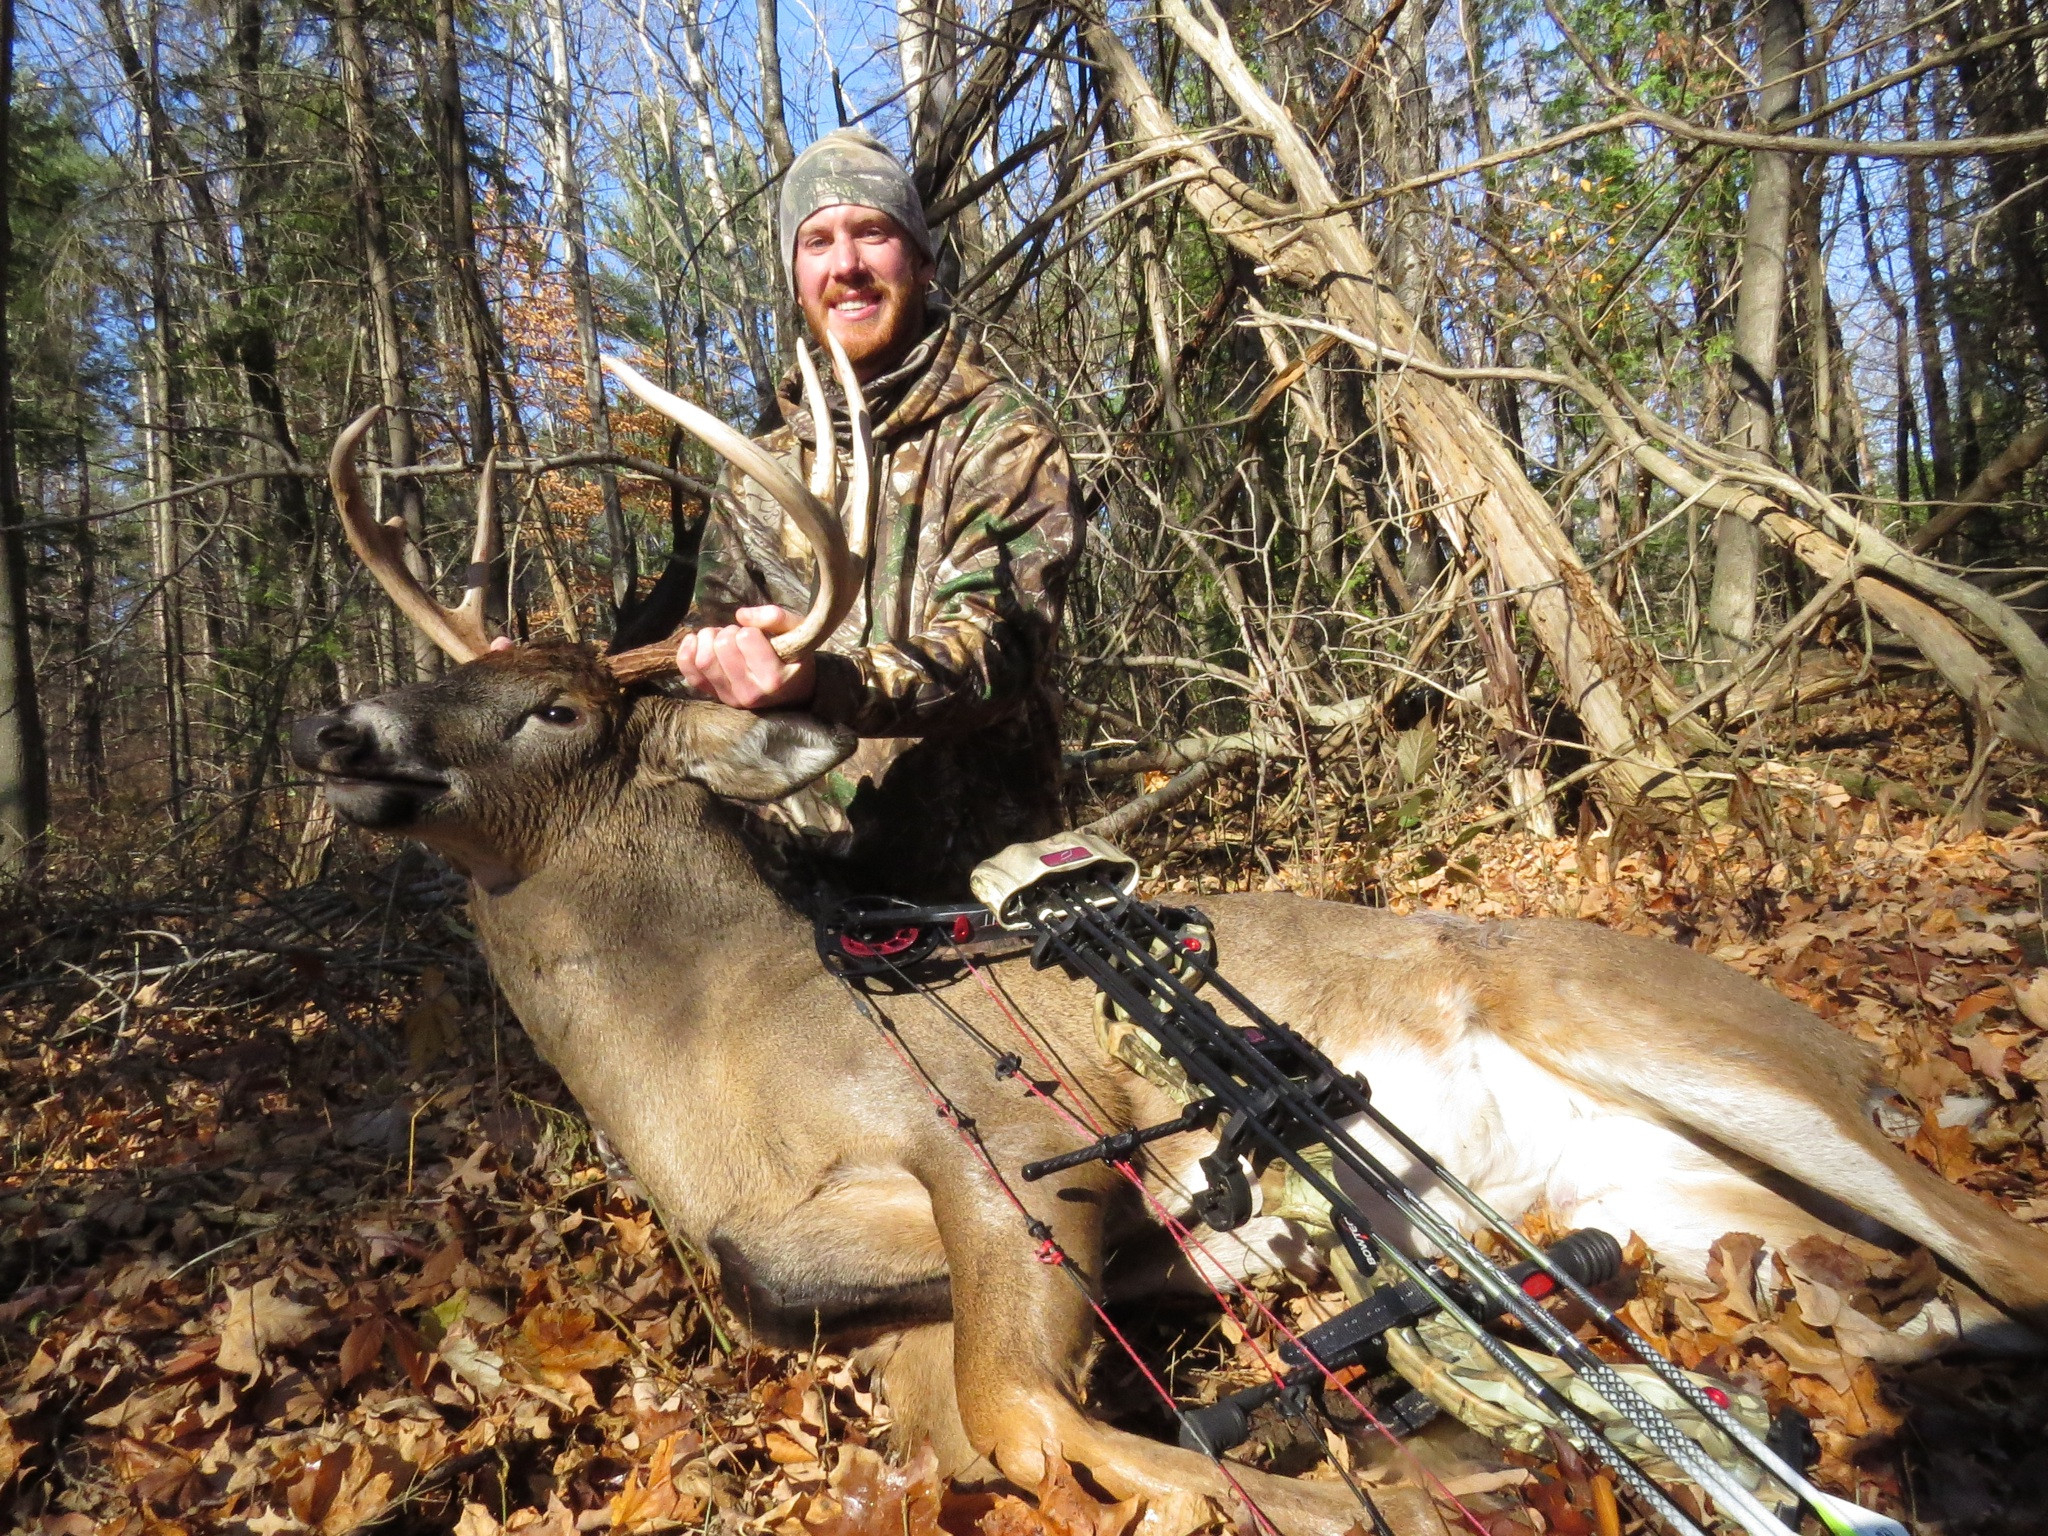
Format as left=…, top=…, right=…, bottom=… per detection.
left=1823, top=769, right=2023, bottom=835
left=1584, top=391, right=2048, bottom=760
left=1088, top=9, right=1708, bottom=801
left=1082, top=751, right=1254, bottom=839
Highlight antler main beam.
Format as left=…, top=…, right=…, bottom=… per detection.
left=331, top=346, right=871, bottom=683
left=601, top=345, right=867, bottom=681
left=329, top=406, right=499, bottom=664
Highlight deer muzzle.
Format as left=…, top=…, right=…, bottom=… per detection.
left=291, top=704, right=451, bottom=828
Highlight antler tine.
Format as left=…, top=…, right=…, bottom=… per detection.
left=449, top=448, right=502, bottom=644
left=600, top=355, right=857, bottom=669
left=821, top=333, right=873, bottom=562
left=791, top=342, right=837, bottom=506
left=329, top=406, right=492, bottom=664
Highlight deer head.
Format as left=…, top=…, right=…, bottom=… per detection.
left=292, top=344, right=872, bottom=888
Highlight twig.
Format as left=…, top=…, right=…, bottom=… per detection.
left=1084, top=752, right=1252, bottom=839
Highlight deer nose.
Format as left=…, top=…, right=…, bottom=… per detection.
left=290, top=710, right=370, bottom=768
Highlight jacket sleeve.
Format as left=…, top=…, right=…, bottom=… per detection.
left=807, top=397, right=1077, bottom=739
left=683, top=477, right=785, bottom=629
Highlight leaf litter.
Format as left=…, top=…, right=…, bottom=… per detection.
left=4, top=691, right=2046, bottom=1534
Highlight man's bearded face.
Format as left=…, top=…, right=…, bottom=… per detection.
left=792, top=204, right=935, bottom=381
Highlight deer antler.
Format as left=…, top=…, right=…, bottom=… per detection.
left=330, top=407, right=501, bottom=663
left=600, top=350, right=866, bottom=683
left=333, top=357, right=866, bottom=683
left=788, top=333, right=874, bottom=560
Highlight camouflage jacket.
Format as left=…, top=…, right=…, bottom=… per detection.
left=686, top=311, right=1079, bottom=899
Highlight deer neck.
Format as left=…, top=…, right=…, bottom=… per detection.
left=464, top=776, right=818, bottom=1057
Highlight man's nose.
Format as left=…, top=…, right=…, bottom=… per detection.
left=826, top=232, right=867, bottom=281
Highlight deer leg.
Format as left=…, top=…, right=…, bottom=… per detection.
left=919, top=1145, right=1371, bottom=1536
left=1789, top=1097, right=2048, bottom=1327
left=1567, top=1064, right=2048, bottom=1327
left=853, top=1323, right=995, bottom=1482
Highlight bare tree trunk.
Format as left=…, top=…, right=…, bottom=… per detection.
left=540, top=0, right=631, bottom=615
left=335, top=0, right=435, bottom=677
left=71, top=409, right=104, bottom=803
left=1472, top=565, right=1554, bottom=835
left=1704, top=0, right=1804, bottom=673
left=1380, top=0, right=1433, bottom=326
left=1457, top=0, right=1524, bottom=461
left=0, top=0, right=45, bottom=873
left=1902, top=67, right=1956, bottom=503
left=755, top=0, right=795, bottom=176
left=1945, top=0, right=2048, bottom=383
left=675, top=0, right=776, bottom=420
left=898, top=0, right=959, bottom=172
left=140, top=356, right=188, bottom=817
left=432, top=0, right=498, bottom=456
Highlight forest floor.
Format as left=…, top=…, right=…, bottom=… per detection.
left=4, top=685, right=2047, bottom=1536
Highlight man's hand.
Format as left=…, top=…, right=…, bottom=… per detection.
left=675, top=605, right=818, bottom=710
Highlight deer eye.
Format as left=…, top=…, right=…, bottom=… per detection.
left=533, top=703, right=581, bottom=727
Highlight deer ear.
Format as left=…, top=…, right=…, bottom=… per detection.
left=636, top=699, right=855, bottom=801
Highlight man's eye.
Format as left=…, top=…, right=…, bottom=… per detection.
left=534, top=704, right=580, bottom=727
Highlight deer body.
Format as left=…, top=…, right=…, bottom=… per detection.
left=292, top=649, right=2048, bottom=1536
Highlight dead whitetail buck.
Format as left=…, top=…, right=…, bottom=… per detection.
left=294, top=350, right=2048, bottom=1536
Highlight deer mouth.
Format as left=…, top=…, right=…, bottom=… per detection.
left=316, top=768, right=450, bottom=790
left=312, top=765, right=454, bottom=831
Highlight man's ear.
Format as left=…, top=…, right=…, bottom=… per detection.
left=635, top=699, right=855, bottom=801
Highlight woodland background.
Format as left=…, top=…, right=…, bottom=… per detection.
left=0, top=0, right=2044, bottom=865
left=4, top=0, right=2048, bottom=1532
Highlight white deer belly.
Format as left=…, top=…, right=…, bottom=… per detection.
left=1159, top=1012, right=1737, bottom=1287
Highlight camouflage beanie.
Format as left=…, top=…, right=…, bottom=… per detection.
left=777, top=129, right=933, bottom=295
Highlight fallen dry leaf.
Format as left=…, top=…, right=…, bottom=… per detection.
left=803, top=1442, right=945, bottom=1536
left=339, top=1316, right=387, bottom=1385
left=1706, top=1233, right=1768, bottom=1322
left=215, top=1278, right=326, bottom=1380
left=609, top=1434, right=704, bottom=1533
left=2012, top=971, right=2048, bottom=1028
left=0, top=1414, right=25, bottom=1485
left=1033, top=1448, right=1141, bottom=1536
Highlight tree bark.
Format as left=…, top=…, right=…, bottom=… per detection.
left=335, top=0, right=434, bottom=676
left=540, top=0, right=631, bottom=615
left=755, top=0, right=796, bottom=176
left=1704, top=0, right=1804, bottom=672
left=432, top=0, right=498, bottom=457
left=675, top=0, right=777, bottom=421
left=1457, top=0, right=1525, bottom=462
left=0, top=0, right=46, bottom=873
left=70, top=408, right=104, bottom=802
left=1945, top=1, right=2048, bottom=382
left=1902, top=66, right=1956, bottom=503
left=898, top=0, right=959, bottom=173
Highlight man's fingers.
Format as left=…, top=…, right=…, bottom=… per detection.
left=675, top=622, right=807, bottom=709
left=675, top=628, right=723, bottom=696
left=734, top=604, right=802, bottom=637
left=712, top=625, right=789, bottom=702
left=731, top=625, right=790, bottom=690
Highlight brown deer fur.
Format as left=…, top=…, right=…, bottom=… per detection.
left=292, top=645, right=2048, bottom=1536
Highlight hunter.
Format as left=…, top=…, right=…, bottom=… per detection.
left=674, top=129, right=1080, bottom=899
